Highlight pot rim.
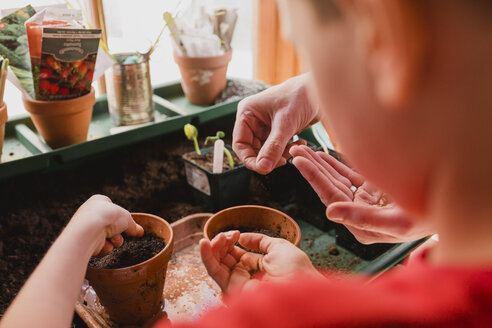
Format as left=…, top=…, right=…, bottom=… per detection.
left=173, top=50, right=232, bottom=69
left=87, top=212, right=174, bottom=272
left=22, top=88, right=96, bottom=116
left=203, top=205, right=302, bottom=246
left=0, top=102, right=7, bottom=125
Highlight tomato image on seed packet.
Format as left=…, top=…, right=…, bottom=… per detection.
left=33, top=27, right=101, bottom=100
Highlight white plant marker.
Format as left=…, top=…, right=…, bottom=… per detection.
left=213, top=139, right=225, bottom=173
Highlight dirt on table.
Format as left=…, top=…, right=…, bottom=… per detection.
left=183, top=149, right=242, bottom=172
left=89, top=233, right=165, bottom=269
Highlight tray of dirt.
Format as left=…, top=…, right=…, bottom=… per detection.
left=76, top=213, right=221, bottom=328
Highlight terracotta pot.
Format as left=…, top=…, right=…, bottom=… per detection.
left=172, top=213, right=213, bottom=250
left=0, top=102, right=7, bottom=162
left=22, top=88, right=95, bottom=149
left=86, top=213, right=174, bottom=325
left=204, top=205, right=301, bottom=246
left=174, top=51, right=232, bottom=106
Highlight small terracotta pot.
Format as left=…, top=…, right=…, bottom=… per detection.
left=0, top=102, right=7, bottom=161
left=172, top=213, right=213, bottom=250
left=22, top=88, right=95, bottom=149
left=174, top=51, right=232, bottom=106
left=204, top=205, right=301, bottom=246
left=86, top=213, right=174, bottom=325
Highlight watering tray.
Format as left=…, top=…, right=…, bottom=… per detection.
left=0, top=79, right=265, bottom=180
left=75, top=212, right=425, bottom=327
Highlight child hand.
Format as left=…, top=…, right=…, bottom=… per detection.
left=69, top=195, right=144, bottom=257
left=200, top=231, right=320, bottom=293
left=290, top=145, right=434, bottom=244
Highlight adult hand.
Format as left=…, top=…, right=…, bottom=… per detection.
left=200, top=231, right=320, bottom=292
left=290, top=145, right=434, bottom=244
left=70, top=195, right=144, bottom=257
left=233, top=74, right=319, bottom=174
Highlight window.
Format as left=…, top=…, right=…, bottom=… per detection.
left=1, top=0, right=254, bottom=117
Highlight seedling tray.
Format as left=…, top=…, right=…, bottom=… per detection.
left=0, top=80, right=254, bottom=180
left=183, top=146, right=252, bottom=211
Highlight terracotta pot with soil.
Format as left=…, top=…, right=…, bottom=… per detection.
left=183, top=146, right=251, bottom=212
left=174, top=51, right=232, bottom=106
left=22, top=88, right=95, bottom=149
left=86, top=213, right=174, bottom=325
left=204, top=205, right=302, bottom=246
left=0, top=102, right=7, bottom=161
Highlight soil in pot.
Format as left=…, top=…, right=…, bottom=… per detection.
left=224, top=226, right=283, bottom=239
left=223, top=226, right=284, bottom=254
left=89, top=232, right=165, bottom=269
left=183, top=149, right=242, bottom=172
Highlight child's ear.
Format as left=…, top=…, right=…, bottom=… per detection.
left=356, top=1, right=427, bottom=110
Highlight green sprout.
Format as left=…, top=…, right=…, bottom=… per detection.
left=184, top=124, right=201, bottom=155
left=205, top=131, right=235, bottom=169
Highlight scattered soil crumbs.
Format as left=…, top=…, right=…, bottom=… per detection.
left=183, top=149, right=242, bottom=173
left=89, top=233, right=165, bottom=269
left=327, top=245, right=340, bottom=256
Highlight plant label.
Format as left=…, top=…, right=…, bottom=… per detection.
left=185, top=162, right=211, bottom=196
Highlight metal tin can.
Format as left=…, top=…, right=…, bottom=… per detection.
left=106, top=53, right=154, bottom=126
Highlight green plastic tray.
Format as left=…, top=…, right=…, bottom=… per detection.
left=0, top=81, right=246, bottom=180
left=0, top=79, right=426, bottom=276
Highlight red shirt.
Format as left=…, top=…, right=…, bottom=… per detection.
left=156, top=253, right=492, bottom=327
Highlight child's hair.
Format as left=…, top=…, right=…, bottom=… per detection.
left=308, top=0, right=491, bottom=21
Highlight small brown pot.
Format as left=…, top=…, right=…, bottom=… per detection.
left=86, top=213, right=174, bottom=325
left=174, top=51, right=232, bottom=106
left=204, top=205, right=302, bottom=246
left=22, top=88, right=95, bottom=149
left=0, top=102, right=7, bottom=161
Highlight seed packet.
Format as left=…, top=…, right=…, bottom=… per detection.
left=35, top=28, right=101, bottom=100
left=25, top=8, right=101, bottom=100
left=0, top=5, right=36, bottom=96
left=25, top=8, right=81, bottom=69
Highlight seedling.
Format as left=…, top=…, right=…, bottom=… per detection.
left=205, top=131, right=234, bottom=169
left=184, top=124, right=201, bottom=155
left=182, top=125, right=251, bottom=211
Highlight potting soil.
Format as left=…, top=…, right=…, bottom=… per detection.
left=89, top=232, right=165, bottom=269
left=183, top=149, right=242, bottom=172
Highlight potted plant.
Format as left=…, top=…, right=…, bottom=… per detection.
left=5, top=7, right=105, bottom=149
left=204, top=205, right=302, bottom=247
left=182, top=124, right=251, bottom=211
left=86, top=213, right=174, bottom=325
left=174, top=50, right=232, bottom=106
left=164, top=7, right=237, bottom=105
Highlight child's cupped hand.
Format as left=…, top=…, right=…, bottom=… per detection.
left=200, top=231, right=321, bottom=293
left=70, top=195, right=144, bottom=257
